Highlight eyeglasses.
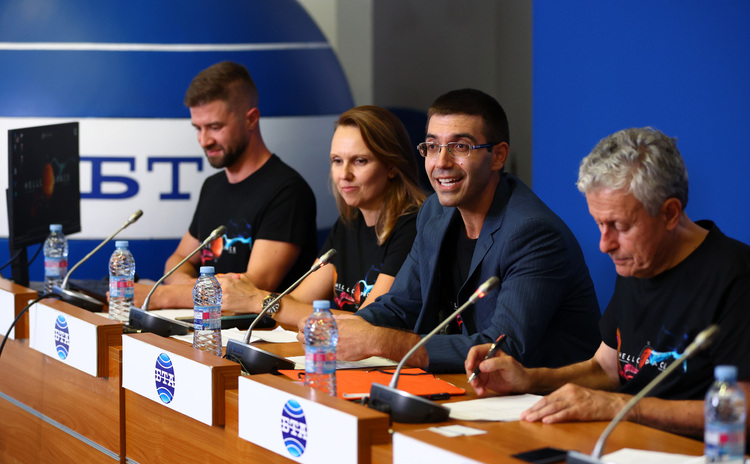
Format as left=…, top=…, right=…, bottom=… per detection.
left=417, top=141, right=497, bottom=158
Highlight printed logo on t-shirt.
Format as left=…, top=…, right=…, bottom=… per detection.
left=334, top=264, right=380, bottom=311
left=201, top=220, right=253, bottom=266
left=615, top=328, right=688, bottom=381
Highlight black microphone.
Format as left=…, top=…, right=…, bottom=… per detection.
left=127, top=225, right=226, bottom=337
left=566, top=324, right=720, bottom=463
left=225, top=248, right=336, bottom=375
left=52, top=209, right=144, bottom=312
left=368, top=276, right=500, bottom=423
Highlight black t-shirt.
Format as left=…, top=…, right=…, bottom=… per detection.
left=438, top=214, right=477, bottom=334
left=321, top=212, right=417, bottom=312
left=601, top=221, right=750, bottom=400
left=188, top=154, right=318, bottom=291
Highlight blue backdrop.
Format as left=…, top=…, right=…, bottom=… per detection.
left=532, top=1, right=750, bottom=310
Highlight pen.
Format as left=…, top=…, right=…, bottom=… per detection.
left=467, top=333, right=506, bottom=383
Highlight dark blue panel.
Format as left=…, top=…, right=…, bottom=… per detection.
left=0, top=0, right=326, bottom=44
left=0, top=238, right=180, bottom=282
left=0, top=232, right=333, bottom=282
left=533, top=1, right=750, bottom=311
left=0, top=49, right=352, bottom=117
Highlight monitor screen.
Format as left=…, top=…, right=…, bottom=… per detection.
left=7, top=122, right=81, bottom=249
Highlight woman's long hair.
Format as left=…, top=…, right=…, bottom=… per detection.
left=332, top=106, right=426, bottom=245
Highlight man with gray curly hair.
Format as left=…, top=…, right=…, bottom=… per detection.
left=466, top=127, right=750, bottom=438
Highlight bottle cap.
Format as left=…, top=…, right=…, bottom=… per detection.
left=115, top=240, right=129, bottom=248
left=313, top=300, right=330, bottom=311
left=715, top=365, right=738, bottom=382
left=199, top=266, right=215, bottom=275
left=50, top=224, right=62, bottom=232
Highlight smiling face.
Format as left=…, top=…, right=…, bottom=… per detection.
left=330, top=125, right=392, bottom=225
left=424, top=114, right=506, bottom=214
left=585, top=188, right=674, bottom=278
left=189, top=99, right=249, bottom=169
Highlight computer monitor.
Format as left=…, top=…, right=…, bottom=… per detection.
left=6, top=122, right=81, bottom=286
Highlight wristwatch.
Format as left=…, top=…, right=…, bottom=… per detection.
left=261, top=293, right=281, bottom=317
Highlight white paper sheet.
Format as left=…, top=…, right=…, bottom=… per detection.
left=428, top=425, right=488, bottom=438
left=170, top=326, right=298, bottom=347
left=602, top=448, right=706, bottom=464
left=444, top=394, right=542, bottom=421
left=287, top=355, right=398, bottom=370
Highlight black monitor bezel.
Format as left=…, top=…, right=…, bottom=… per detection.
left=7, top=121, right=82, bottom=250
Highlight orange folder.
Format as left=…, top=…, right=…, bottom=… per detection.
left=278, top=368, right=466, bottom=400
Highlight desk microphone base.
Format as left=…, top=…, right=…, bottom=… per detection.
left=51, top=286, right=106, bottom=312
left=368, top=383, right=450, bottom=423
left=225, top=338, right=295, bottom=374
left=128, top=308, right=189, bottom=337
left=566, top=451, right=604, bottom=463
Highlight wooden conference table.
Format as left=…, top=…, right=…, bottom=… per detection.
left=0, top=290, right=704, bottom=463
left=125, top=333, right=705, bottom=464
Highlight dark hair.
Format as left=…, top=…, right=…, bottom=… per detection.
left=334, top=106, right=426, bottom=244
left=184, top=61, right=258, bottom=110
left=427, top=88, right=510, bottom=146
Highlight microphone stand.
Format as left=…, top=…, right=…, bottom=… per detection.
left=52, top=210, right=143, bottom=312
left=127, top=225, right=226, bottom=337
left=566, top=324, right=720, bottom=463
left=225, top=249, right=336, bottom=375
left=368, top=276, right=500, bottom=423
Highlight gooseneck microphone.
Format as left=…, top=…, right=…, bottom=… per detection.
left=243, top=248, right=336, bottom=343
left=127, top=225, right=225, bottom=336
left=225, top=249, right=336, bottom=374
left=52, top=209, right=144, bottom=312
left=368, top=276, right=500, bottom=423
left=566, top=324, right=720, bottom=463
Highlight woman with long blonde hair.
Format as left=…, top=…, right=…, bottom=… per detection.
left=220, top=106, right=425, bottom=324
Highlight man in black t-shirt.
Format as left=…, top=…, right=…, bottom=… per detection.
left=466, top=127, right=750, bottom=439
left=134, top=61, right=317, bottom=309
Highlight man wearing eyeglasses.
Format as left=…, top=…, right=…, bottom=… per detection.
left=333, top=88, right=601, bottom=372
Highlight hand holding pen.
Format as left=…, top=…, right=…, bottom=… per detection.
left=467, top=334, right=506, bottom=383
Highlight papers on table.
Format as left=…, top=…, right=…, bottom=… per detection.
left=171, top=326, right=299, bottom=347
left=287, top=355, right=398, bottom=370
left=147, top=309, right=193, bottom=320
left=602, top=448, right=706, bottom=464
left=428, top=425, right=488, bottom=438
left=444, top=394, right=542, bottom=421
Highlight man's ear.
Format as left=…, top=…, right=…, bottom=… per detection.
left=245, top=107, right=260, bottom=131
left=662, top=197, right=683, bottom=230
left=491, top=142, right=510, bottom=171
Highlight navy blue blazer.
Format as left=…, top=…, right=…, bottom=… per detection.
left=357, top=173, right=600, bottom=372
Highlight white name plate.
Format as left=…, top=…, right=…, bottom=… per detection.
left=393, top=433, right=483, bottom=464
left=0, top=289, right=20, bottom=339
left=238, top=376, right=360, bottom=463
left=122, top=334, right=214, bottom=426
left=29, top=301, right=99, bottom=376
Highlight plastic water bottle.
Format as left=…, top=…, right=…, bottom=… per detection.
left=705, top=365, right=746, bottom=463
left=43, top=224, right=68, bottom=293
left=108, top=240, right=135, bottom=322
left=304, top=300, right=338, bottom=396
left=193, top=266, right=222, bottom=356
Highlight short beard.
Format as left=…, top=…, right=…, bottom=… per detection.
left=206, top=138, right=248, bottom=169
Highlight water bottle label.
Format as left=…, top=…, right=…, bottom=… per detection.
left=705, top=424, right=745, bottom=462
left=44, top=257, right=68, bottom=278
left=194, top=305, right=221, bottom=330
left=305, top=350, right=336, bottom=374
left=109, top=276, right=134, bottom=298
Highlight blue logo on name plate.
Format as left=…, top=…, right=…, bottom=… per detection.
left=54, top=315, right=70, bottom=360
left=154, top=353, right=176, bottom=404
left=281, top=400, right=308, bottom=457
